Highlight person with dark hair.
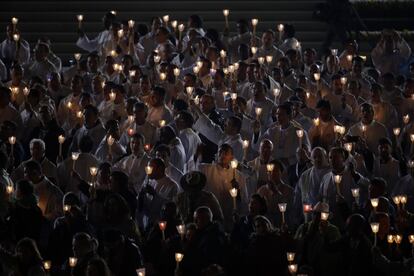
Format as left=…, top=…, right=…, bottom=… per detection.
left=257, top=30, right=284, bottom=69
left=101, top=228, right=144, bottom=276
left=247, top=81, right=275, bottom=129
left=369, top=83, right=399, bottom=131
left=175, top=110, right=202, bottom=171
left=308, top=99, right=341, bottom=151
left=154, top=144, right=184, bottom=184
left=175, top=171, right=224, bottom=223
left=76, top=11, right=117, bottom=55
left=158, top=125, right=186, bottom=172
left=7, top=179, right=44, bottom=243
left=27, top=42, right=57, bottom=83
left=47, top=71, right=71, bottom=106
left=146, top=157, right=180, bottom=201
left=199, top=144, right=248, bottom=230
left=95, top=119, right=127, bottom=163
left=0, top=87, right=23, bottom=136
left=347, top=102, right=389, bottom=155
left=139, top=17, right=163, bottom=61
left=373, top=138, right=400, bottom=195
left=147, top=86, right=174, bottom=125
left=71, top=104, right=106, bottom=154
left=279, top=24, right=302, bottom=54
left=0, top=237, right=46, bottom=275
left=24, top=160, right=63, bottom=221
left=223, top=19, right=253, bottom=63
left=0, top=23, right=31, bottom=69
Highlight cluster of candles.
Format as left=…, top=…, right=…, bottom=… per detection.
left=286, top=251, right=297, bottom=275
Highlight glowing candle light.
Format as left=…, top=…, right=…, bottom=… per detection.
left=11, top=17, right=18, bottom=32
left=162, top=15, right=169, bottom=24
left=255, top=107, right=262, bottom=119
left=346, top=54, right=353, bottom=62
left=109, top=90, right=116, bottom=102
left=43, top=260, right=52, bottom=271
left=400, top=195, right=407, bottom=209
left=266, top=55, right=273, bottom=64
left=351, top=188, right=360, bottom=204
left=69, top=257, right=78, bottom=268
left=63, top=204, right=71, bottom=212
left=173, top=68, right=180, bottom=77
left=159, top=72, right=166, bottom=81
left=159, top=120, right=166, bottom=128
left=313, top=118, right=320, bottom=127
left=193, top=66, right=200, bottom=74
left=76, top=14, right=84, bottom=29
left=371, top=222, right=379, bottom=246
left=278, top=203, right=287, bottom=225
left=334, top=174, right=342, bottom=195
left=331, top=49, right=338, bottom=56
left=117, top=29, right=124, bottom=38
left=258, top=57, right=265, bottom=65
left=340, top=76, right=347, bottom=85
left=145, top=165, right=153, bottom=175
left=176, top=224, right=186, bottom=240
left=178, top=24, right=185, bottom=41
left=153, top=55, right=161, bottom=63
left=251, top=46, right=257, bottom=55
left=175, top=253, right=184, bottom=269
left=8, top=136, right=16, bottom=157
left=403, top=114, right=410, bottom=124
left=288, top=264, right=297, bottom=274
left=58, top=135, right=65, bottom=157
left=159, top=221, right=167, bottom=240
left=107, top=135, right=115, bottom=156
left=371, top=198, right=379, bottom=211
left=128, top=20, right=135, bottom=29
left=6, top=184, right=13, bottom=194
left=74, top=53, right=81, bottom=62
left=251, top=18, right=259, bottom=37
left=229, top=188, right=238, bottom=210
left=71, top=152, right=80, bottom=170
left=171, top=20, right=177, bottom=30
left=387, top=235, right=394, bottom=244
left=186, top=86, right=194, bottom=97
left=286, top=252, right=295, bottom=262
left=296, top=129, right=304, bottom=146
left=393, top=128, right=400, bottom=136
left=321, top=212, right=329, bottom=221
left=344, top=142, right=353, bottom=153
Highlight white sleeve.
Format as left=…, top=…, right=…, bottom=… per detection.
left=193, top=113, right=224, bottom=145
left=76, top=34, right=101, bottom=53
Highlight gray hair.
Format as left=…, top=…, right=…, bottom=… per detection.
left=30, top=139, right=46, bottom=152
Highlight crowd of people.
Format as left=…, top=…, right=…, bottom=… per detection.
left=0, top=9, right=414, bottom=276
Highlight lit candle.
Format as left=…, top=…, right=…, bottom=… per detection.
left=321, top=212, right=329, bottom=221
left=89, top=166, right=98, bottom=185
left=258, top=57, right=265, bottom=65
left=23, top=87, right=29, bottom=98
left=313, top=118, right=320, bottom=127
left=393, top=195, right=401, bottom=209
left=176, top=224, right=186, bottom=240
left=69, top=257, right=78, bottom=268
left=265, top=55, right=273, bottom=64
left=107, top=135, right=115, bottom=156
left=6, top=184, right=13, bottom=194
left=109, top=90, right=116, bottom=102
left=288, top=264, right=297, bottom=274
left=223, top=9, right=230, bottom=28
left=171, top=20, right=177, bottom=31
left=8, top=136, right=16, bottom=157
left=71, top=152, right=80, bottom=170
left=231, top=92, right=237, bottom=101
left=76, top=14, right=83, bottom=29
left=153, top=55, right=161, bottom=63
left=277, top=23, right=284, bottom=42
left=387, top=235, right=394, bottom=245
left=273, top=88, right=280, bottom=104
left=43, top=260, right=52, bottom=271
left=255, top=107, right=262, bottom=120
left=333, top=174, right=342, bottom=195
left=371, top=198, right=379, bottom=211
left=344, top=142, right=353, bottom=153
left=400, top=195, right=407, bottom=209
left=178, top=24, right=185, bottom=41
left=136, top=268, right=146, bottom=276
left=313, top=72, right=321, bottom=91
left=229, top=188, right=238, bottom=210
left=393, top=128, right=400, bottom=139
left=230, top=159, right=238, bottom=179
left=296, top=129, right=304, bottom=146
left=128, top=115, right=135, bottom=125
left=58, top=135, right=65, bottom=157
left=242, top=140, right=249, bottom=161
left=13, top=34, right=20, bottom=47
left=162, top=15, right=169, bottom=24
left=303, top=204, right=312, bottom=213
left=175, top=253, right=184, bottom=269
left=409, top=235, right=414, bottom=248
left=193, top=66, right=200, bottom=74
left=251, top=46, right=257, bottom=55
left=173, top=68, right=180, bottom=78
left=159, top=120, right=166, bottom=128
left=251, top=18, right=259, bottom=38
left=63, top=204, right=71, bottom=212
left=266, top=163, right=274, bottom=181
left=11, top=17, right=18, bottom=32
left=144, top=144, right=151, bottom=153
left=117, top=29, right=124, bottom=39
left=186, top=86, right=194, bottom=98
left=331, top=49, right=338, bottom=56
left=371, top=222, right=379, bottom=246
left=351, top=188, right=360, bottom=204
left=286, top=252, right=295, bottom=262
left=220, top=50, right=227, bottom=64
left=361, top=124, right=367, bottom=139
left=346, top=54, right=353, bottom=62
left=159, top=221, right=167, bottom=240
left=395, top=234, right=402, bottom=245
left=278, top=203, right=287, bottom=225
left=159, top=72, right=166, bottom=81
left=340, top=76, right=347, bottom=86
left=110, top=50, right=117, bottom=58
left=360, top=55, right=367, bottom=62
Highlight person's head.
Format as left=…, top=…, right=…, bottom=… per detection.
left=369, top=177, right=387, bottom=199
left=188, top=14, right=203, bottom=29
left=86, top=258, right=111, bottom=276
left=39, top=105, right=54, bottom=125
left=352, top=57, right=363, bottom=76
left=0, top=120, right=17, bottom=140
left=370, top=82, right=382, bottom=102
left=200, top=94, right=216, bottom=114
left=11, top=64, right=24, bottom=83
left=378, top=137, right=392, bottom=160
left=193, top=206, right=213, bottom=229
left=329, top=147, right=346, bottom=172
left=283, top=24, right=296, bottom=39
left=217, top=144, right=234, bottom=166
left=155, top=26, right=169, bottom=44
left=175, top=110, right=194, bottom=131
left=276, top=103, right=292, bottom=127
left=159, top=125, right=176, bottom=144
left=360, top=102, right=374, bottom=124
left=83, top=104, right=99, bottom=128
left=253, top=81, right=266, bottom=101
left=0, top=87, right=12, bottom=108
left=104, top=193, right=130, bottom=221
left=261, top=30, right=275, bottom=49
left=87, top=52, right=100, bottom=72
left=150, top=86, right=166, bottom=107
left=29, top=139, right=45, bottom=161
left=254, top=215, right=273, bottom=235
left=303, top=48, right=316, bottom=66
left=346, top=213, right=366, bottom=238
left=155, top=144, right=171, bottom=165
left=71, top=75, right=84, bottom=96
left=347, top=80, right=361, bottom=98
left=78, top=135, right=94, bottom=153
left=34, top=42, right=50, bottom=62
left=316, top=99, right=331, bottom=121
left=72, top=233, right=97, bottom=259
left=98, top=162, right=111, bottom=188
left=236, top=19, right=249, bottom=34
left=311, top=147, right=328, bottom=169
left=103, top=12, right=116, bottom=30
left=260, top=139, right=273, bottom=162
left=15, top=238, right=43, bottom=265
left=331, top=74, right=344, bottom=93
left=213, top=69, right=225, bottom=88
left=148, top=158, right=166, bottom=180
left=312, top=202, right=329, bottom=221
left=24, top=160, right=43, bottom=184
left=249, top=194, right=267, bottom=217
left=15, top=180, right=34, bottom=202
left=173, top=99, right=189, bottom=116
left=224, top=116, right=242, bottom=136
left=109, top=171, right=129, bottom=193
left=268, top=159, right=284, bottom=182
left=133, top=101, right=148, bottom=125
left=105, top=119, right=120, bottom=140
left=130, top=133, right=144, bottom=156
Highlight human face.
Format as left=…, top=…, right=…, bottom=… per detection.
left=200, top=96, right=214, bottom=114
left=261, top=32, right=274, bottom=48
left=30, top=143, right=44, bottom=161
left=311, top=149, right=326, bottom=168
left=276, top=108, right=289, bottom=127
left=361, top=105, right=374, bottom=124
left=254, top=219, right=270, bottom=235
left=329, top=150, right=344, bottom=171
left=218, top=148, right=233, bottom=166
left=249, top=197, right=261, bottom=216
left=130, top=137, right=143, bottom=156
left=260, top=141, right=273, bottom=161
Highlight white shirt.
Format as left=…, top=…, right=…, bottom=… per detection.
left=348, top=120, right=389, bottom=155
left=114, top=153, right=151, bottom=193
left=179, top=128, right=202, bottom=170
left=76, top=30, right=113, bottom=55
left=0, top=38, right=30, bottom=65
left=27, top=59, right=57, bottom=83
left=148, top=175, right=180, bottom=201
left=72, top=122, right=107, bottom=154
left=147, top=104, right=173, bottom=126
left=95, top=137, right=127, bottom=163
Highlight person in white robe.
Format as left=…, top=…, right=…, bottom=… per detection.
left=0, top=24, right=30, bottom=67
left=158, top=125, right=186, bottom=173
left=139, top=17, right=162, bottom=62
left=24, top=160, right=63, bottom=221
left=147, top=86, right=173, bottom=126
left=0, top=87, right=23, bottom=138
left=246, top=81, right=274, bottom=129
left=246, top=139, right=274, bottom=193
left=76, top=12, right=116, bottom=56
left=26, top=43, right=57, bottom=83
left=369, top=83, right=399, bottom=131
left=253, top=103, right=310, bottom=167
left=95, top=122, right=127, bottom=164
left=198, top=144, right=248, bottom=230
left=11, top=139, right=57, bottom=184
left=175, top=110, right=202, bottom=171
left=256, top=30, right=284, bottom=69
left=146, top=158, right=180, bottom=201
left=114, top=133, right=151, bottom=193
left=373, top=138, right=400, bottom=194
left=154, top=144, right=184, bottom=186
left=347, top=103, right=389, bottom=155
left=70, top=105, right=106, bottom=153
left=319, top=148, right=369, bottom=221
left=47, top=72, right=71, bottom=105
left=57, top=76, right=83, bottom=134
left=193, top=103, right=244, bottom=162
left=294, top=147, right=330, bottom=215
left=257, top=159, right=294, bottom=229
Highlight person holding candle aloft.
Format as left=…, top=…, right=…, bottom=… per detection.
left=246, top=81, right=274, bottom=130
left=57, top=75, right=83, bottom=132
left=369, top=83, right=399, bottom=134
left=294, top=202, right=341, bottom=276
left=223, top=19, right=254, bottom=63
left=26, top=42, right=57, bottom=84
left=347, top=103, right=389, bottom=155
left=256, top=30, right=283, bottom=69
left=257, top=159, right=294, bottom=229
left=24, top=160, right=63, bottom=221
left=247, top=139, right=274, bottom=190
left=0, top=23, right=30, bottom=69
left=279, top=24, right=302, bottom=55
left=158, top=125, right=186, bottom=173
left=95, top=119, right=126, bottom=163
